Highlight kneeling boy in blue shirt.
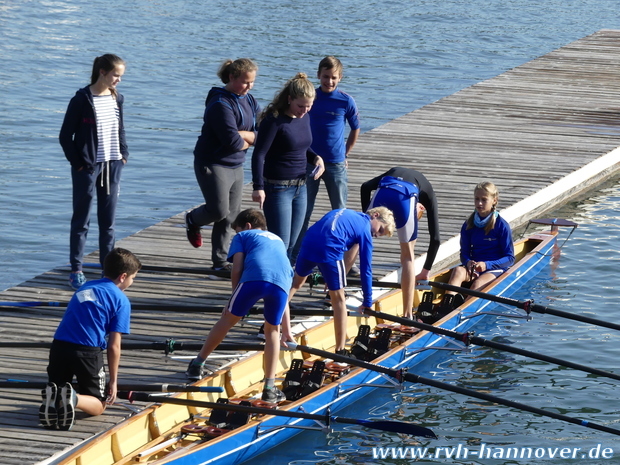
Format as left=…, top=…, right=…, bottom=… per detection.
left=40, top=247, right=141, bottom=431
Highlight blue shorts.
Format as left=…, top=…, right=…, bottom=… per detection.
left=369, top=187, right=419, bottom=243
left=295, top=256, right=347, bottom=292
left=227, top=281, right=288, bottom=325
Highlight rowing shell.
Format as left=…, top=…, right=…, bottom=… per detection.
left=56, top=230, right=558, bottom=465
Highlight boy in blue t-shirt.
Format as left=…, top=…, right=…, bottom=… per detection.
left=186, top=209, right=294, bottom=403
left=293, top=56, right=361, bottom=261
left=40, top=248, right=141, bottom=431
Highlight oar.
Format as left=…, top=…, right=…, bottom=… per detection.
left=119, top=391, right=437, bottom=438
left=81, top=262, right=233, bottom=278
left=309, top=272, right=400, bottom=290
left=288, top=343, right=620, bottom=437
left=362, top=309, right=620, bottom=382
left=429, top=281, right=620, bottom=332
left=0, top=381, right=223, bottom=392
left=0, top=340, right=266, bottom=353
left=0, top=301, right=67, bottom=308
left=0, top=301, right=326, bottom=318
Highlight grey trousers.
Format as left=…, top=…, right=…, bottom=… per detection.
left=190, top=161, right=243, bottom=268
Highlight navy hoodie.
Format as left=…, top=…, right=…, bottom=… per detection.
left=59, top=86, right=128, bottom=171
left=193, top=87, right=260, bottom=168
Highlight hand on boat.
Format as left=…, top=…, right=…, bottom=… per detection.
left=415, top=268, right=430, bottom=282
left=280, top=328, right=296, bottom=348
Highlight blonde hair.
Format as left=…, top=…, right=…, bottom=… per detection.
left=217, top=58, right=258, bottom=84
left=259, top=73, right=315, bottom=122
left=367, top=206, right=395, bottom=237
left=466, top=181, right=499, bottom=234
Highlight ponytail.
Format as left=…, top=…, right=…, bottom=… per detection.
left=90, top=54, right=125, bottom=98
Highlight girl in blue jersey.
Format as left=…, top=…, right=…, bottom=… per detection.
left=283, top=207, right=395, bottom=354
left=186, top=209, right=294, bottom=403
left=448, top=181, right=515, bottom=292
left=252, top=73, right=325, bottom=260
left=59, top=54, right=128, bottom=290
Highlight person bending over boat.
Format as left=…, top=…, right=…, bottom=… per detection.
left=185, top=58, right=261, bottom=273
left=283, top=207, right=395, bottom=354
left=59, top=54, right=129, bottom=290
left=447, top=181, right=515, bottom=294
left=186, top=209, right=294, bottom=403
left=359, top=167, right=441, bottom=319
left=40, top=248, right=141, bottom=431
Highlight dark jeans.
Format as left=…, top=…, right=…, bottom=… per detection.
left=190, top=162, right=243, bottom=268
left=70, top=160, right=124, bottom=271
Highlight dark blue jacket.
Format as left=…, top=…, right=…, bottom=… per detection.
left=59, top=86, right=128, bottom=171
left=194, top=87, right=260, bottom=168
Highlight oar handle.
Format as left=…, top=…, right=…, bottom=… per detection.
left=0, top=381, right=223, bottom=392
left=120, top=391, right=435, bottom=437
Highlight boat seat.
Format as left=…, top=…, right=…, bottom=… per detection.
left=351, top=325, right=371, bottom=359
left=283, top=359, right=305, bottom=401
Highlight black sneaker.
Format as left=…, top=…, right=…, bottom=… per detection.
left=186, top=359, right=205, bottom=381
left=185, top=212, right=202, bottom=248
left=208, top=263, right=233, bottom=280
left=335, top=348, right=351, bottom=357
left=57, top=382, right=77, bottom=431
left=39, top=382, right=58, bottom=429
left=261, top=387, right=286, bottom=403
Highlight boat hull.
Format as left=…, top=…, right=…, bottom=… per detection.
left=57, top=231, right=557, bottom=465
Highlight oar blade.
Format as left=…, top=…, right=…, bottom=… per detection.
left=339, top=418, right=437, bottom=438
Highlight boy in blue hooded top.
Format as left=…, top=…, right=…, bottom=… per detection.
left=283, top=207, right=395, bottom=354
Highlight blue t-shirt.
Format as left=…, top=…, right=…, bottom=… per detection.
left=299, top=209, right=374, bottom=307
left=54, top=278, right=131, bottom=349
left=309, top=87, right=360, bottom=163
left=228, top=229, right=294, bottom=292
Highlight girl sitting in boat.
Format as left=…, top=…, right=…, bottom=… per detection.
left=448, top=181, right=515, bottom=293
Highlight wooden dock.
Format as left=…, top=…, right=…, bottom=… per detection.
left=2, top=29, right=620, bottom=464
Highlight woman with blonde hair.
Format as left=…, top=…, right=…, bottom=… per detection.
left=252, top=73, right=325, bottom=259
